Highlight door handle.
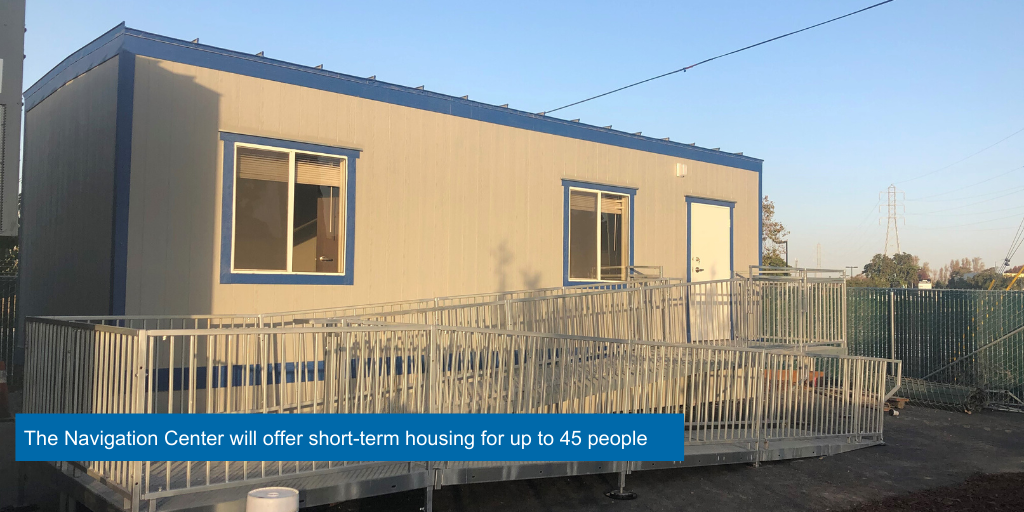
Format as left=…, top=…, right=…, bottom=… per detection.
left=695, top=267, right=704, bottom=273
left=318, top=256, right=334, bottom=262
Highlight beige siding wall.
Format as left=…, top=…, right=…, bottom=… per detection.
left=126, top=56, right=760, bottom=315
left=22, top=57, right=119, bottom=316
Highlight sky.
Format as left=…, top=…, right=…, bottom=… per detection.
left=20, top=0, right=1024, bottom=274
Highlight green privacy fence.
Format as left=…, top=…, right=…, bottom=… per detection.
left=847, top=288, right=1024, bottom=412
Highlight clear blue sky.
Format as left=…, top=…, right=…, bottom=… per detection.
left=22, top=0, right=1024, bottom=273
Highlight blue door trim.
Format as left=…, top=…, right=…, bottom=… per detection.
left=562, top=180, right=636, bottom=287
left=685, top=196, right=735, bottom=282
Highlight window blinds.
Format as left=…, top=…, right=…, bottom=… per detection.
left=296, top=153, right=343, bottom=187
left=237, top=148, right=344, bottom=187
left=571, top=190, right=626, bottom=215
left=237, top=147, right=289, bottom=182
left=570, top=190, right=598, bottom=211
left=601, top=194, right=626, bottom=215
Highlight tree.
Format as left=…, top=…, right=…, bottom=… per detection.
left=932, top=256, right=989, bottom=287
left=946, top=270, right=1001, bottom=289
left=0, top=236, right=16, bottom=274
left=761, top=195, right=789, bottom=267
left=847, top=274, right=885, bottom=287
left=918, top=261, right=932, bottom=282
left=0, top=193, right=18, bottom=274
left=861, top=252, right=921, bottom=288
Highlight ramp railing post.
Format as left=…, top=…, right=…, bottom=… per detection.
left=753, top=349, right=767, bottom=467
left=426, top=326, right=437, bottom=414
left=889, top=290, right=896, bottom=364
left=424, top=327, right=441, bottom=511
left=423, top=481, right=434, bottom=512
left=131, top=329, right=148, bottom=511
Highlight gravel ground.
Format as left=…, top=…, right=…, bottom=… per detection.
left=4, top=402, right=1023, bottom=512
left=842, top=472, right=1024, bottom=512
left=321, top=406, right=1024, bottom=512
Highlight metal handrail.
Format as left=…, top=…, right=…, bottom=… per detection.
left=22, top=273, right=863, bottom=510
left=24, top=318, right=896, bottom=504
left=626, top=265, right=664, bottom=280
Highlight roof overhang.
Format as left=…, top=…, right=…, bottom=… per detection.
left=25, top=23, right=763, bottom=173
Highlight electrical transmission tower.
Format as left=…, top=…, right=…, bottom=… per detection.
left=879, top=184, right=905, bottom=256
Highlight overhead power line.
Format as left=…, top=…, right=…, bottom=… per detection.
left=906, top=203, right=1024, bottom=217
left=914, top=212, right=1024, bottom=230
left=1001, top=216, right=1024, bottom=272
left=832, top=199, right=883, bottom=255
left=905, top=187, right=1024, bottom=215
left=897, top=126, right=1024, bottom=184
left=908, top=164, right=1024, bottom=201
left=910, top=184, right=1024, bottom=204
left=543, top=0, right=896, bottom=115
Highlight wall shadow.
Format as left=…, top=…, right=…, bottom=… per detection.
left=129, top=62, right=220, bottom=315
left=492, top=240, right=544, bottom=294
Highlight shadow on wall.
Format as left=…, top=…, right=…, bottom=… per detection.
left=128, top=62, right=220, bottom=316
left=492, top=240, right=542, bottom=292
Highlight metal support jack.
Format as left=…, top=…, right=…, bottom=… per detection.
left=604, top=467, right=637, bottom=500
left=422, top=463, right=438, bottom=512
left=422, top=486, right=433, bottom=512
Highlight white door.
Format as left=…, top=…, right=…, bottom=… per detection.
left=689, top=202, right=732, bottom=281
left=688, top=201, right=733, bottom=343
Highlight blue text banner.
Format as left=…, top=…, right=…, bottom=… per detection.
left=16, top=413, right=686, bottom=462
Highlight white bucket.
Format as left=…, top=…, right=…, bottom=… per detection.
left=246, top=487, right=299, bottom=512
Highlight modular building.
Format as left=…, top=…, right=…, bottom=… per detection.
left=0, top=0, right=24, bottom=238
left=21, top=24, right=763, bottom=319
left=15, top=27, right=908, bottom=512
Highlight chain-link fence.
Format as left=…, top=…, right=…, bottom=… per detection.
left=847, top=288, right=1024, bottom=412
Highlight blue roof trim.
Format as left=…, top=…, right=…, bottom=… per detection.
left=26, top=24, right=763, bottom=173
left=24, top=23, right=127, bottom=110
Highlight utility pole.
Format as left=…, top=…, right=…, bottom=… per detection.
left=880, top=184, right=905, bottom=256
left=816, top=243, right=821, bottom=268
left=846, top=265, right=858, bottom=278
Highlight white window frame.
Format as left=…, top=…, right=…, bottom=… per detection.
left=229, top=141, right=349, bottom=276
left=567, top=186, right=630, bottom=282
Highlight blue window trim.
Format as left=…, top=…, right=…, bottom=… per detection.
left=562, top=180, right=637, bottom=287
left=685, top=196, right=735, bottom=282
left=25, top=23, right=764, bottom=174
left=219, top=132, right=360, bottom=285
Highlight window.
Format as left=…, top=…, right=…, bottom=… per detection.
left=221, top=133, right=359, bottom=285
left=564, top=181, right=634, bottom=283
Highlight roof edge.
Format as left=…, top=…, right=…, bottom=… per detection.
left=25, top=23, right=763, bottom=172
left=24, top=22, right=127, bottom=108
